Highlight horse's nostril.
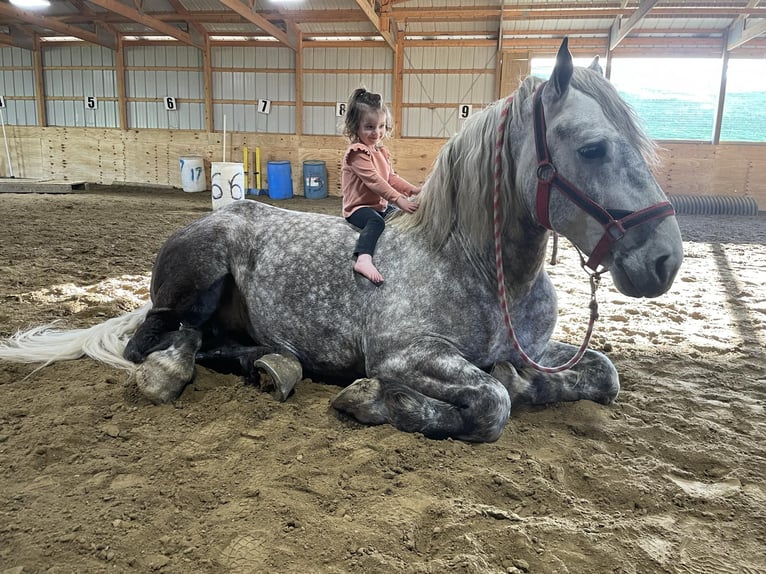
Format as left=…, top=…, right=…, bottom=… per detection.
left=655, top=254, right=671, bottom=284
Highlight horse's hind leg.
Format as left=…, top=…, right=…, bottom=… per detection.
left=332, top=338, right=511, bottom=442
left=490, top=342, right=619, bottom=407
left=126, top=240, right=232, bottom=403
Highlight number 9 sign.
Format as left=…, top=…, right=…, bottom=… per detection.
left=458, top=104, right=472, bottom=119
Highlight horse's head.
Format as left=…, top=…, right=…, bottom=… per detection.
left=514, top=39, right=683, bottom=298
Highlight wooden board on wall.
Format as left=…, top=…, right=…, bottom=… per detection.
left=656, top=143, right=766, bottom=208
left=4, top=126, right=765, bottom=211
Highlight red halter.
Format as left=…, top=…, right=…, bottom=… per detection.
left=532, top=82, right=676, bottom=270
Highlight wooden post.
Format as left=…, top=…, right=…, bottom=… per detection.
left=393, top=34, right=404, bottom=138
left=32, top=37, right=46, bottom=127
left=712, top=35, right=729, bottom=145
left=115, top=37, right=127, bottom=130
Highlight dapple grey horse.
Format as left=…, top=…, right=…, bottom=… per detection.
left=0, top=39, right=682, bottom=442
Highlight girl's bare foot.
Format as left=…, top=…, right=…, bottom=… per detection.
left=353, top=254, right=384, bottom=284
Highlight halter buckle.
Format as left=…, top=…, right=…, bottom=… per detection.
left=536, top=162, right=556, bottom=183
left=606, top=220, right=626, bottom=241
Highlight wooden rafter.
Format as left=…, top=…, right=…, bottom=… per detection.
left=86, top=0, right=200, bottom=47
left=727, top=0, right=766, bottom=50
left=0, top=2, right=113, bottom=48
left=217, top=0, right=298, bottom=51
left=353, top=0, right=395, bottom=49
left=609, top=0, right=659, bottom=50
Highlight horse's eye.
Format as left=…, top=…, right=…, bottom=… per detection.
left=578, top=142, right=607, bottom=159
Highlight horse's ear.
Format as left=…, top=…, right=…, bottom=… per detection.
left=547, top=37, right=573, bottom=98
left=588, top=55, right=604, bottom=76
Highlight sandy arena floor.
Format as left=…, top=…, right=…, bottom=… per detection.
left=0, top=187, right=764, bottom=574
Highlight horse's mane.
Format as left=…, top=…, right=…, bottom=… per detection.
left=393, top=67, right=657, bottom=252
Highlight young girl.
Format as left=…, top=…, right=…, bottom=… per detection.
left=341, top=88, right=420, bottom=284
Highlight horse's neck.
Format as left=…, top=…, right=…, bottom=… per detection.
left=449, top=220, right=549, bottom=297
left=501, top=222, right=550, bottom=296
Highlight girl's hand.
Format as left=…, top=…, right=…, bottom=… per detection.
left=396, top=196, right=419, bottom=213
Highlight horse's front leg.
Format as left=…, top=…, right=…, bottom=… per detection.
left=331, top=337, right=511, bottom=442
left=491, top=341, right=619, bottom=407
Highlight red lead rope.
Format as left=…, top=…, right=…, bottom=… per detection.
left=493, top=95, right=602, bottom=374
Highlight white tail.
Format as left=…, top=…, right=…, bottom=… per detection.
left=0, top=303, right=152, bottom=372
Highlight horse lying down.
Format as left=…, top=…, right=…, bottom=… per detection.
left=0, top=39, right=682, bottom=442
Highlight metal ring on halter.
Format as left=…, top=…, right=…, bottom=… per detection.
left=536, top=162, right=556, bottom=183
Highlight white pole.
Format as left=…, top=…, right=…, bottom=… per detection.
left=0, top=108, right=13, bottom=178
left=223, top=114, right=227, bottom=162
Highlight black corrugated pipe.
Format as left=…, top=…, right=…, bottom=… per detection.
left=667, top=194, right=760, bottom=216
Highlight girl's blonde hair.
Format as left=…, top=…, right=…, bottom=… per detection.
left=343, top=88, right=392, bottom=143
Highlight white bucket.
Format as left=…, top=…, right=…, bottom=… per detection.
left=179, top=156, right=206, bottom=192
left=211, top=162, right=246, bottom=210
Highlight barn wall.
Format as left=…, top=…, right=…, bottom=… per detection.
left=302, top=46, right=393, bottom=136
left=402, top=45, right=497, bottom=138
left=1, top=127, right=764, bottom=210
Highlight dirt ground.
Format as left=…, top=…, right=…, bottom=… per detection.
left=0, top=186, right=764, bottom=574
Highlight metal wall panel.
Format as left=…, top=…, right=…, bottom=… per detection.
left=212, top=46, right=295, bottom=133
left=403, top=45, right=495, bottom=137
left=125, top=46, right=205, bottom=130
left=0, top=47, right=37, bottom=125
left=302, top=47, right=393, bottom=135
left=40, top=45, right=119, bottom=127
left=213, top=103, right=294, bottom=136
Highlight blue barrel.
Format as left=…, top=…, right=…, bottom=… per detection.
left=267, top=160, right=293, bottom=200
left=303, top=160, right=328, bottom=199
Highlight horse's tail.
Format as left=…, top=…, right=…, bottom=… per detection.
left=0, top=303, right=152, bottom=372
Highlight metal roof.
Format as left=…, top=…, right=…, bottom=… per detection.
left=0, top=0, right=764, bottom=56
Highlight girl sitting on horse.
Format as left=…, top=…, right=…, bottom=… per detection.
left=341, top=88, right=421, bottom=284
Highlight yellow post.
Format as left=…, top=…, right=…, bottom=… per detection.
left=243, top=146, right=249, bottom=191
left=254, top=146, right=261, bottom=191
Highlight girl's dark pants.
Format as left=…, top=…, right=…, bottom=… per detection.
left=346, top=205, right=396, bottom=257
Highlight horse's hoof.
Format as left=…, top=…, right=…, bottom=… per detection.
left=489, top=361, right=524, bottom=396
left=331, top=378, right=388, bottom=425
left=134, top=328, right=201, bottom=404
left=134, top=352, right=196, bottom=404
left=253, top=353, right=302, bottom=402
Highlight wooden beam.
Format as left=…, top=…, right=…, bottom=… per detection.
left=393, top=33, right=404, bottom=138
left=203, top=35, right=213, bottom=133
left=166, top=0, right=208, bottom=45
left=0, top=3, right=113, bottom=48
left=32, top=37, right=46, bottom=127
left=86, top=0, right=199, bottom=47
left=609, top=0, right=659, bottom=51
left=712, top=39, right=729, bottom=145
left=353, top=0, right=395, bottom=50
left=115, top=37, right=127, bottom=130
left=295, top=33, right=303, bottom=137
left=727, top=7, right=766, bottom=50
left=217, top=0, right=298, bottom=51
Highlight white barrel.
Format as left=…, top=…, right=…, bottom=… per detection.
left=179, top=156, right=207, bottom=192
left=211, top=162, right=246, bottom=210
